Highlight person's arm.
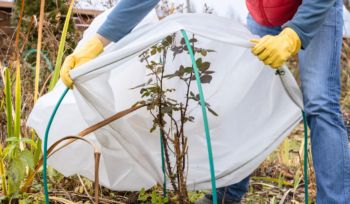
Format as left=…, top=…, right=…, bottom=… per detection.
left=96, top=0, right=161, bottom=47
left=282, top=0, right=337, bottom=49
left=60, top=0, right=160, bottom=89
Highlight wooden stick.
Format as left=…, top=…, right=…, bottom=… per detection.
left=20, top=16, right=35, bottom=53
left=34, top=0, right=45, bottom=103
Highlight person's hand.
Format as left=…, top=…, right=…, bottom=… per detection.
left=60, top=36, right=104, bottom=89
left=250, top=27, right=301, bottom=69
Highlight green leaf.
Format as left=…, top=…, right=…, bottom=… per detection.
left=250, top=177, right=293, bottom=186
left=183, top=67, right=193, bottom=74
left=196, top=58, right=202, bottom=68
left=270, top=196, right=276, bottom=204
left=1, top=145, right=11, bottom=161
left=20, top=149, right=34, bottom=170
left=165, top=36, right=173, bottom=44
left=21, top=138, right=37, bottom=148
left=14, top=66, right=21, bottom=140
left=8, top=144, right=18, bottom=159
left=150, top=126, right=156, bottom=133
left=200, top=50, right=207, bottom=56
left=163, top=197, right=169, bottom=203
left=4, top=68, right=13, bottom=140
left=171, top=46, right=184, bottom=60
left=180, top=38, right=186, bottom=45
left=8, top=158, right=26, bottom=192
left=189, top=38, right=198, bottom=43
left=162, top=41, right=169, bottom=47
left=200, top=75, right=212, bottom=84
left=148, top=87, right=158, bottom=93
left=49, top=0, right=75, bottom=90
left=132, top=101, right=139, bottom=108
left=140, top=188, right=145, bottom=196
left=278, top=172, right=285, bottom=189
left=151, top=191, right=157, bottom=203
left=188, top=191, right=198, bottom=203
left=0, top=195, right=7, bottom=201
left=151, top=48, right=157, bottom=56
left=12, top=193, right=22, bottom=199
left=190, top=92, right=195, bottom=97
left=207, top=107, right=218, bottom=116
left=161, top=106, right=172, bottom=114
left=202, top=71, right=215, bottom=74
left=48, top=0, right=74, bottom=91
left=198, top=62, right=210, bottom=72
left=158, top=195, right=163, bottom=204
left=7, top=137, right=19, bottom=142
left=163, top=74, right=176, bottom=79
left=294, top=169, right=301, bottom=190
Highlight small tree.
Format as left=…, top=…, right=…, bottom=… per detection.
left=132, top=33, right=217, bottom=203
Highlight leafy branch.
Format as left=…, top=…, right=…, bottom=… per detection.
left=131, top=33, right=218, bottom=203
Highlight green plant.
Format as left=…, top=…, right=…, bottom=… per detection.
left=270, top=196, right=277, bottom=204
left=278, top=172, right=285, bottom=189
left=138, top=188, right=169, bottom=204
left=294, top=169, right=301, bottom=191
left=132, top=34, right=217, bottom=203
left=138, top=188, right=150, bottom=202
left=188, top=191, right=205, bottom=203
left=19, top=0, right=75, bottom=195
left=3, top=68, right=37, bottom=198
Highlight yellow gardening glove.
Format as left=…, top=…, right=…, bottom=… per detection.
left=60, top=36, right=104, bottom=89
left=250, top=27, right=301, bottom=69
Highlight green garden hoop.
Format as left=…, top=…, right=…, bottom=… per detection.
left=23, top=49, right=53, bottom=72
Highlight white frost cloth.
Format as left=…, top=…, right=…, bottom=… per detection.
left=27, top=11, right=303, bottom=191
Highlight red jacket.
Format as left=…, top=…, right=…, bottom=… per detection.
left=246, top=0, right=302, bottom=27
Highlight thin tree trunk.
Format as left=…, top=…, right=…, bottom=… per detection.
left=186, top=0, right=191, bottom=13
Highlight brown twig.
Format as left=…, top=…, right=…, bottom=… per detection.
left=77, top=174, right=95, bottom=204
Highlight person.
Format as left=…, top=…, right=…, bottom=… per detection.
left=60, top=0, right=350, bottom=203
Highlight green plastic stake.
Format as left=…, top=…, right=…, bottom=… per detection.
left=43, top=87, right=69, bottom=204
left=159, top=54, right=167, bottom=197
left=181, top=29, right=217, bottom=204
left=302, top=111, right=308, bottom=203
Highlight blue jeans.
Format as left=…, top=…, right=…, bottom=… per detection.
left=211, top=0, right=350, bottom=203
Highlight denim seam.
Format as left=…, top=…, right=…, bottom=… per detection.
left=328, top=5, right=337, bottom=203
